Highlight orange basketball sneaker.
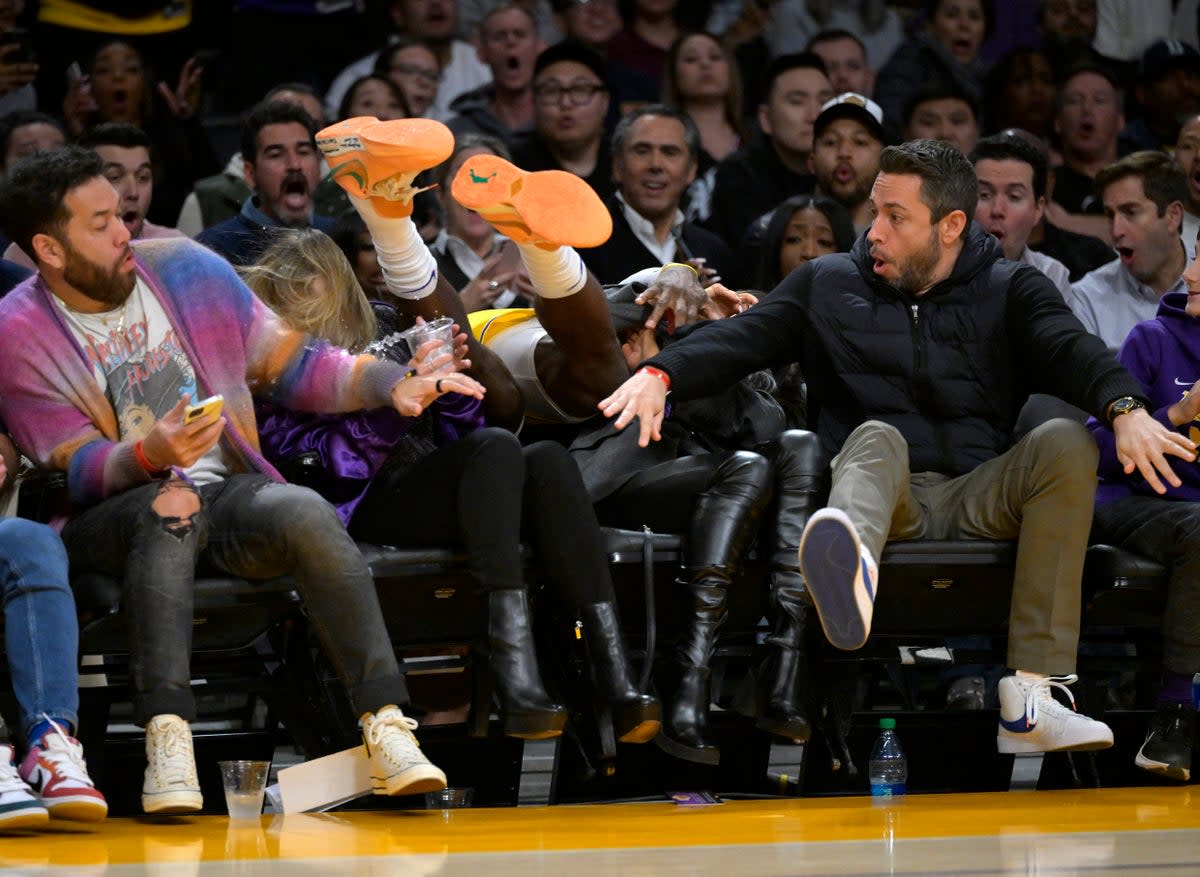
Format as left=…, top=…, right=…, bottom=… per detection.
left=450, top=153, right=612, bottom=250
left=317, top=116, right=454, bottom=217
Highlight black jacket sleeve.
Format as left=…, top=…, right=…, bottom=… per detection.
left=1006, top=262, right=1147, bottom=419
left=645, top=264, right=811, bottom=400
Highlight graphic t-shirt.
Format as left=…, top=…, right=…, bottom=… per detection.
left=55, top=278, right=230, bottom=484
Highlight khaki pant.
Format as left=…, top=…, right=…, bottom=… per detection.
left=828, top=419, right=1099, bottom=674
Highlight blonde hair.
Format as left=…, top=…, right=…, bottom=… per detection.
left=241, top=227, right=378, bottom=353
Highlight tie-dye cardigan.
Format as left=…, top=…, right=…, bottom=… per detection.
left=0, top=237, right=409, bottom=512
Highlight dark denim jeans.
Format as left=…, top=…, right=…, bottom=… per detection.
left=62, top=474, right=407, bottom=724
left=0, top=518, right=78, bottom=739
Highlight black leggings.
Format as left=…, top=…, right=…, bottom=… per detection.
left=350, top=427, right=614, bottom=607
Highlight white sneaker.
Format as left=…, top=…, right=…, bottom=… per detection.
left=997, top=673, right=1114, bottom=753
left=798, top=508, right=878, bottom=650
left=142, top=715, right=203, bottom=814
left=0, top=743, right=48, bottom=830
left=362, top=706, right=447, bottom=797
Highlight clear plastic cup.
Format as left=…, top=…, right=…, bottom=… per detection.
left=400, top=316, right=455, bottom=370
left=218, top=760, right=270, bottom=820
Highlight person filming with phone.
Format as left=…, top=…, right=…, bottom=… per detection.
left=0, top=146, right=478, bottom=815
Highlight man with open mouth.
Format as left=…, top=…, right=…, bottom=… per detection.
left=1071, top=151, right=1191, bottom=351
left=197, top=101, right=334, bottom=267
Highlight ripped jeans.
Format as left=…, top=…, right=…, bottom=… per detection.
left=61, top=474, right=407, bottom=725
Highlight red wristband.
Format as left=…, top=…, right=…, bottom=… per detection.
left=134, top=440, right=168, bottom=476
left=638, top=366, right=670, bottom=390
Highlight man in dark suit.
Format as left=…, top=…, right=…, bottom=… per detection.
left=580, top=105, right=740, bottom=289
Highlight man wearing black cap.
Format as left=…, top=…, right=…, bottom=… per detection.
left=1124, top=39, right=1200, bottom=154
left=809, top=93, right=886, bottom=232
left=512, top=40, right=615, bottom=203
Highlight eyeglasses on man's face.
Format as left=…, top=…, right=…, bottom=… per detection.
left=534, top=82, right=607, bottom=106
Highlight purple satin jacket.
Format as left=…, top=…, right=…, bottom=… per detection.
left=257, top=392, right=485, bottom=525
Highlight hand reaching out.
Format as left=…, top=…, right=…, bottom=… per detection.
left=634, top=263, right=708, bottom=331
left=703, top=283, right=757, bottom=319
left=391, top=371, right=486, bottom=416
left=157, top=56, right=203, bottom=119
left=1112, top=407, right=1196, bottom=495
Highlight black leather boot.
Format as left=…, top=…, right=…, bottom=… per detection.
left=579, top=601, right=661, bottom=744
left=753, top=578, right=812, bottom=742
left=488, top=589, right=567, bottom=739
left=657, top=451, right=774, bottom=764
left=744, top=430, right=827, bottom=743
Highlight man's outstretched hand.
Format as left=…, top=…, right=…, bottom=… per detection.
left=1113, top=407, right=1196, bottom=494
left=598, top=370, right=668, bottom=447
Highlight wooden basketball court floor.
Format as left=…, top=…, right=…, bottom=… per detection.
left=2, top=787, right=1197, bottom=876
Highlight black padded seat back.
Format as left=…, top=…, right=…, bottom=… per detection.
left=872, top=539, right=1017, bottom=636
left=73, top=572, right=300, bottom=654
left=1082, top=543, right=1167, bottom=628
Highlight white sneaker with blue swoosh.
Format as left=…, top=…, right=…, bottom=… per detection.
left=798, top=508, right=878, bottom=650
left=997, top=673, right=1114, bottom=753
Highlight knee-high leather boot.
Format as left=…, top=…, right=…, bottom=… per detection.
left=579, top=601, right=661, bottom=743
left=657, top=451, right=774, bottom=764
left=488, top=589, right=567, bottom=739
left=745, top=429, right=827, bottom=742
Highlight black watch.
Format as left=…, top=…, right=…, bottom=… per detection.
left=1108, top=395, right=1145, bottom=423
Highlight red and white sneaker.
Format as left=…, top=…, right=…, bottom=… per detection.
left=18, top=719, right=107, bottom=822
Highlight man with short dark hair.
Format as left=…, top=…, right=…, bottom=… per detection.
left=601, top=138, right=1193, bottom=756
left=512, top=40, right=613, bottom=202
left=0, top=146, right=474, bottom=814
left=1071, top=151, right=1191, bottom=350
left=970, top=131, right=1071, bottom=299
left=197, top=101, right=333, bottom=267
left=806, top=29, right=874, bottom=96
left=705, top=53, right=831, bottom=251
left=903, top=80, right=980, bottom=156
left=580, top=105, right=737, bottom=287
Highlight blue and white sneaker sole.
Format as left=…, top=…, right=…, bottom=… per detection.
left=798, top=508, right=874, bottom=651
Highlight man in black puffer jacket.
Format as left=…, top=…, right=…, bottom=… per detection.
left=601, top=138, right=1197, bottom=756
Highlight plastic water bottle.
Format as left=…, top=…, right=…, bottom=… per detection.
left=869, top=717, right=908, bottom=798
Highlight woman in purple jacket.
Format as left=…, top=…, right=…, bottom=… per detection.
left=244, top=228, right=660, bottom=746
left=1088, top=236, right=1200, bottom=783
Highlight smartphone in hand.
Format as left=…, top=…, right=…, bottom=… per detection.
left=183, top=394, right=224, bottom=425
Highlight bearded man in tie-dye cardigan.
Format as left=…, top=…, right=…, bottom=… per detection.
left=0, top=147, right=482, bottom=815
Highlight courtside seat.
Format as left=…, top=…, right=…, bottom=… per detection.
left=1081, top=544, right=1167, bottom=628
left=873, top=540, right=1018, bottom=637
left=71, top=570, right=302, bottom=656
